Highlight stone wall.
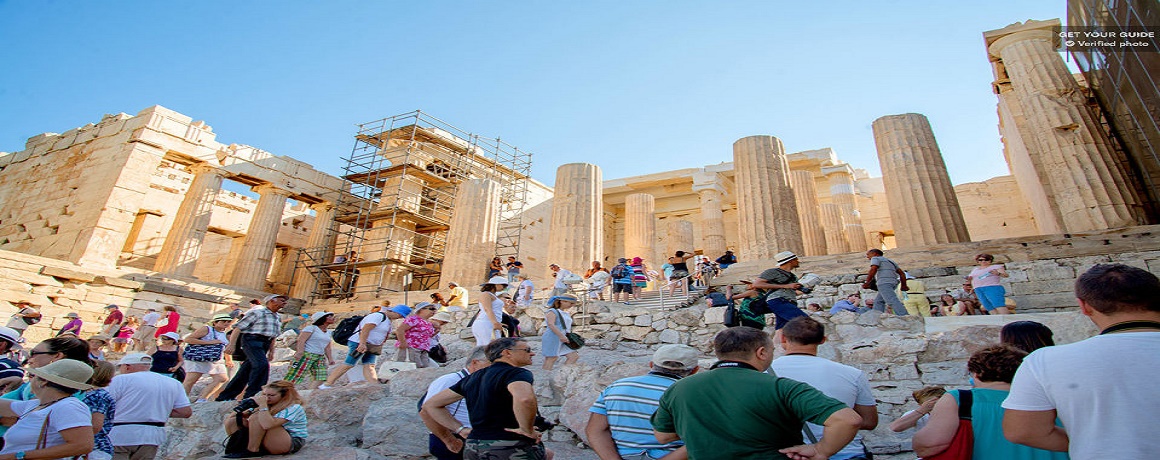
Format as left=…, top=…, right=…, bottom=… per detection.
left=954, top=175, right=1039, bottom=241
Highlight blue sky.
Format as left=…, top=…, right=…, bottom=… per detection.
left=0, top=1, right=1068, bottom=187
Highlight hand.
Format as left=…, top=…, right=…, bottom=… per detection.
left=901, top=283, right=910, bottom=291
left=779, top=444, right=826, bottom=460
left=356, top=343, right=368, bottom=354
left=493, top=323, right=504, bottom=331
left=861, top=283, right=870, bottom=289
left=441, top=435, right=465, bottom=453
left=252, top=392, right=268, bottom=408
left=169, top=366, right=178, bottom=372
left=505, top=426, right=542, bottom=442
left=918, top=398, right=938, bottom=414
left=789, top=283, right=803, bottom=290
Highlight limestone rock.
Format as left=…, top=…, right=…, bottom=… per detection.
left=360, top=397, right=432, bottom=458
left=703, top=306, right=726, bottom=324
left=658, top=329, right=681, bottom=344
left=620, top=326, right=650, bottom=341
left=669, top=308, right=702, bottom=327
left=633, top=315, right=652, bottom=326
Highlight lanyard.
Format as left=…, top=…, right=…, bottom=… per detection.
left=710, top=360, right=759, bottom=371
left=1099, top=320, right=1160, bottom=335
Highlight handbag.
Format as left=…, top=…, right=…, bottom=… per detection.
left=183, top=327, right=225, bottom=362
left=926, top=390, right=974, bottom=460
left=723, top=302, right=740, bottom=327
left=428, top=344, right=448, bottom=363
left=564, top=332, right=585, bottom=350
left=364, top=342, right=384, bottom=355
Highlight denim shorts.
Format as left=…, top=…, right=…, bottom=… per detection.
left=343, top=341, right=379, bottom=366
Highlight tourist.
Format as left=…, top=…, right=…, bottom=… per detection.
left=113, top=316, right=137, bottom=353
left=82, top=360, right=117, bottom=460
left=770, top=317, right=878, bottom=460
left=864, top=297, right=876, bottom=312
left=498, top=293, right=521, bottom=338
left=629, top=257, right=649, bottom=300
left=585, top=261, right=610, bottom=301
left=58, top=312, right=84, bottom=336
left=915, top=345, right=1067, bottom=460
left=1003, top=264, right=1160, bottom=459
left=829, top=292, right=868, bottom=315
left=148, top=332, right=184, bottom=378
left=515, top=273, right=535, bottom=308
left=216, top=294, right=286, bottom=401
left=333, top=250, right=361, bottom=296
left=806, top=303, right=824, bottom=313
left=222, top=380, right=307, bottom=458
left=932, top=294, right=956, bottom=317
left=667, top=250, right=694, bottom=297
left=586, top=344, right=700, bottom=460
left=0, top=359, right=95, bottom=459
left=899, top=273, right=932, bottom=317
left=650, top=327, right=862, bottom=459
left=862, top=249, right=908, bottom=315
left=0, top=327, right=25, bottom=394
left=396, top=302, right=440, bottom=368
left=154, top=305, right=181, bottom=338
left=488, top=256, right=504, bottom=281
left=422, top=338, right=547, bottom=459
left=1000, top=320, right=1055, bottom=353
left=431, top=292, right=449, bottom=308
left=182, top=314, right=233, bottom=401
left=228, top=303, right=246, bottom=320
left=748, top=251, right=808, bottom=333
left=285, top=312, right=335, bottom=390
left=550, top=263, right=577, bottom=297
left=472, top=276, right=509, bottom=347
left=446, top=281, right=470, bottom=312
left=715, top=250, right=737, bottom=270
left=2, top=335, right=91, bottom=403
left=609, top=258, right=634, bottom=304
left=725, top=282, right=772, bottom=329
left=542, top=294, right=580, bottom=370
left=281, top=313, right=308, bottom=334
left=132, top=307, right=161, bottom=352
left=889, top=386, right=945, bottom=433
left=948, top=283, right=981, bottom=315
left=5, top=300, right=41, bottom=337
left=88, top=335, right=111, bottom=361
left=419, top=346, right=492, bottom=460
left=319, top=304, right=403, bottom=389
left=107, top=352, right=192, bottom=459
left=967, top=253, right=1011, bottom=314
left=101, top=304, right=124, bottom=337
left=505, top=256, right=523, bottom=284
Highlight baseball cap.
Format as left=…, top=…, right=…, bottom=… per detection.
left=262, top=294, right=288, bottom=304
left=117, top=352, right=153, bottom=366
left=388, top=305, right=412, bottom=317
left=652, top=344, right=701, bottom=370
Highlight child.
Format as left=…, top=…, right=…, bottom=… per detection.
left=113, top=316, right=138, bottom=353
left=889, top=386, right=946, bottom=432
left=87, top=335, right=111, bottom=361
left=149, top=331, right=184, bottom=378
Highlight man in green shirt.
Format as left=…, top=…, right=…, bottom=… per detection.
left=651, top=327, right=863, bottom=459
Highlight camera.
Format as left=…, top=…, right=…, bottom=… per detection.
left=798, top=286, right=812, bottom=294
left=233, top=398, right=259, bottom=413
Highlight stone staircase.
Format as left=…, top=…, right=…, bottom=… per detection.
left=581, top=285, right=707, bottom=311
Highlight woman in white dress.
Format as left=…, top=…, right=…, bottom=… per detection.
left=471, top=276, right=509, bottom=346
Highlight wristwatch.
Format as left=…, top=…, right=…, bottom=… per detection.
left=15, top=451, right=25, bottom=460
left=455, top=425, right=468, bottom=434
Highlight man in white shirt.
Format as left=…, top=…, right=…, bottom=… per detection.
left=132, top=308, right=162, bottom=351
left=419, top=346, right=492, bottom=459
left=321, top=306, right=408, bottom=389
left=550, top=264, right=574, bottom=297
left=107, top=353, right=192, bottom=460
left=1003, top=264, right=1160, bottom=460
left=770, top=316, right=878, bottom=460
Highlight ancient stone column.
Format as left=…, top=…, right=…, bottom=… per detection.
left=789, top=170, right=828, bottom=256
left=820, top=203, right=851, bottom=254
left=692, top=171, right=728, bottom=259
left=154, top=163, right=226, bottom=276
left=987, top=20, right=1143, bottom=231
left=624, top=193, right=656, bottom=264
left=665, top=220, right=695, bottom=261
left=441, top=178, right=501, bottom=286
left=872, top=113, right=972, bottom=247
left=229, top=184, right=293, bottom=290
left=822, top=165, right=868, bottom=252
left=547, top=163, right=603, bottom=275
left=289, top=202, right=337, bottom=300
left=733, top=136, right=803, bottom=259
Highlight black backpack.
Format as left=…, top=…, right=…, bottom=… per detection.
left=332, top=313, right=381, bottom=344
left=610, top=263, right=629, bottom=279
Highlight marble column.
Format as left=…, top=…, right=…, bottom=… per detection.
left=872, top=113, right=972, bottom=247
left=820, top=203, right=851, bottom=254
left=547, top=163, right=603, bottom=275
left=987, top=20, right=1143, bottom=231
left=822, top=165, right=867, bottom=252
left=441, top=178, right=501, bottom=286
left=624, top=193, right=656, bottom=264
left=154, top=163, right=226, bottom=276
left=733, top=136, right=803, bottom=259
left=995, top=81, right=1065, bottom=234
left=229, top=184, right=293, bottom=290
left=789, top=170, right=827, bottom=256
left=665, top=220, right=695, bottom=261
left=692, top=171, right=728, bottom=259
left=289, top=202, right=337, bottom=300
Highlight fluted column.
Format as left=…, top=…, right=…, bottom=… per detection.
left=442, top=179, right=502, bottom=286
left=872, top=113, right=972, bottom=247
left=154, top=163, right=226, bottom=276
left=692, top=171, right=728, bottom=259
left=987, top=20, right=1143, bottom=231
left=995, top=82, right=1065, bottom=234
left=789, top=170, right=827, bottom=256
left=624, top=193, right=656, bottom=264
left=289, top=202, right=337, bottom=299
left=822, top=165, right=867, bottom=252
left=733, top=136, right=803, bottom=259
left=820, top=203, right=851, bottom=254
left=547, top=163, right=603, bottom=275
left=229, top=184, right=293, bottom=290
left=665, top=220, right=695, bottom=261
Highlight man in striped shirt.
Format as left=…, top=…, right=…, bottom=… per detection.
left=586, top=344, right=701, bottom=460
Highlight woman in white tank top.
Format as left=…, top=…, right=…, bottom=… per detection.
left=472, top=276, right=509, bottom=346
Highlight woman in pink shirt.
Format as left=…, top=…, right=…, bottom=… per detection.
left=394, top=303, right=439, bottom=368
left=967, top=253, right=1011, bottom=314
left=155, top=305, right=181, bottom=337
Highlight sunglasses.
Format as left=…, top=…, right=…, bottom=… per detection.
left=28, top=351, right=56, bottom=357
left=509, top=347, right=533, bottom=353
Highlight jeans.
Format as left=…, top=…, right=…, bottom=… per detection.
left=874, top=281, right=908, bottom=315
left=215, top=334, right=272, bottom=401
left=429, top=433, right=464, bottom=460
left=766, top=297, right=808, bottom=329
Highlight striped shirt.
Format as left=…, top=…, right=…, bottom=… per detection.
left=274, top=404, right=308, bottom=439
left=589, top=372, right=684, bottom=458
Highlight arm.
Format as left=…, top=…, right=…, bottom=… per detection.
left=172, top=346, right=184, bottom=372
left=0, top=399, right=16, bottom=418
left=183, top=326, right=215, bottom=345
left=779, top=408, right=862, bottom=460
left=0, top=426, right=94, bottom=460
left=889, top=400, right=935, bottom=432
left=862, top=265, right=879, bottom=288
left=249, top=395, right=290, bottom=431
left=912, top=393, right=960, bottom=457
left=853, top=404, right=878, bottom=430
left=482, top=294, right=502, bottom=330
left=223, top=327, right=241, bottom=355
left=585, top=413, right=624, bottom=460
left=395, top=321, right=412, bottom=349
left=420, top=405, right=464, bottom=454
left=995, top=265, right=1010, bottom=278
left=507, top=381, right=540, bottom=440
left=356, top=322, right=376, bottom=353
left=294, top=329, right=313, bottom=357
left=169, top=405, right=193, bottom=418
left=324, top=341, right=334, bottom=364
left=750, top=277, right=801, bottom=291
left=1003, top=409, right=1069, bottom=452
left=91, top=412, right=104, bottom=435
left=544, top=310, right=566, bottom=339
left=420, top=388, right=468, bottom=433
left=896, top=268, right=908, bottom=290
left=654, top=431, right=681, bottom=444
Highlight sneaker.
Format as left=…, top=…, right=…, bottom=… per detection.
left=318, top=384, right=333, bottom=390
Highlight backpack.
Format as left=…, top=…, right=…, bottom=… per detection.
left=332, top=312, right=383, bottom=344
left=610, top=263, right=628, bottom=279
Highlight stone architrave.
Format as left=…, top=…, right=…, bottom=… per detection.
left=820, top=203, right=851, bottom=254
left=153, top=163, right=226, bottom=276
left=822, top=165, right=867, bottom=252
left=733, top=136, right=803, bottom=259
left=289, top=202, right=337, bottom=300
left=229, top=184, right=293, bottom=290
left=789, top=170, right=827, bottom=256
left=872, top=113, right=972, bottom=247
left=441, top=178, right=502, bottom=286
left=624, top=193, right=656, bottom=264
left=547, top=163, right=603, bottom=276
left=986, top=20, right=1143, bottom=231
left=692, top=171, right=728, bottom=259
left=665, top=220, right=695, bottom=261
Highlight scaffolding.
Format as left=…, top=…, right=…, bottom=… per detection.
left=290, top=111, right=533, bottom=303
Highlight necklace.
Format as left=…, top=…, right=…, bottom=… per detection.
left=1100, top=320, right=1160, bottom=335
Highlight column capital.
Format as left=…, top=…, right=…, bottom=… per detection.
left=820, top=163, right=856, bottom=178
left=692, top=171, right=727, bottom=195
left=984, top=20, right=1060, bottom=58
left=187, top=162, right=226, bottom=176
left=252, top=183, right=295, bottom=197
left=310, top=201, right=336, bottom=213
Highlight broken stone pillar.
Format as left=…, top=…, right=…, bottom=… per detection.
left=624, top=193, right=656, bottom=263
left=441, top=178, right=502, bottom=286
left=547, top=163, right=603, bottom=275
left=289, top=202, right=337, bottom=300
left=692, top=171, right=728, bottom=259
left=820, top=203, right=851, bottom=254
left=789, top=170, right=828, bottom=256
left=986, top=20, right=1143, bottom=231
left=665, top=220, right=695, bottom=261
left=154, top=163, right=226, bottom=276
left=822, top=165, right=867, bottom=252
left=872, top=113, right=972, bottom=247
left=733, top=135, right=803, bottom=260
left=229, top=184, right=293, bottom=290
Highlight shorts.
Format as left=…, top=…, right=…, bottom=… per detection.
left=669, top=270, right=689, bottom=280
left=612, top=283, right=632, bottom=294
left=183, top=360, right=227, bottom=375
left=766, top=297, right=808, bottom=330
left=285, top=352, right=329, bottom=382
left=974, top=285, right=1007, bottom=311
left=289, top=436, right=306, bottom=454
left=464, top=439, right=546, bottom=460
left=343, top=341, right=379, bottom=366
left=633, top=280, right=647, bottom=288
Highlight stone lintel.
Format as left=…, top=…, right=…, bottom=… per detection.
left=820, top=163, right=857, bottom=178
left=39, top=266, right=97, bottom=283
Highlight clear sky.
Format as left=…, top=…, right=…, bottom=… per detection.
left=0, top=1, right=1068, bottom=188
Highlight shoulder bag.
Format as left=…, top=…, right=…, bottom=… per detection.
left=925, top=389, right=974, bottom=460
left=183, top=326, right=225, bottom=362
